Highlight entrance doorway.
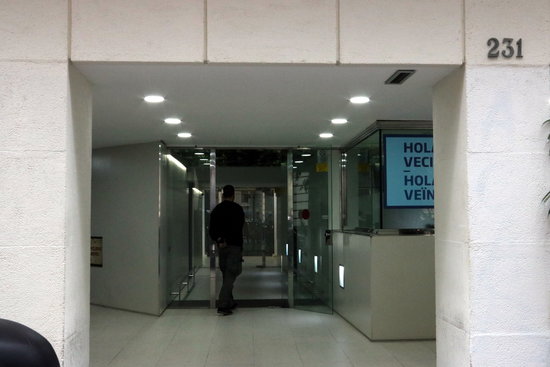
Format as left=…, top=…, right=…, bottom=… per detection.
left=168, top=148, right=290, bottom=308
left=85, top=63, right=447, bottom=366
left=166, top=148, right=337, bottom=314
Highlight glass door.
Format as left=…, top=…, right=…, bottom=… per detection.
left=290, top=149, right=333, bottom=313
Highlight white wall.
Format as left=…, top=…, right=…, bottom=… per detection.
left=91, top=143, right=191, bottom=315
left=208, top=0, right=337, bottom=63
left=434, top=63, right=550, bottom=367
left=0, top=0, right=68, bottom=61
left=464, top=0, right=550, bottom=66
left=0, top=2, right=91, bottom=366
left=71, top=0, right=205, bottom=62
left=433, top=67, right=471, bottom=367
left=432, top=0, right=550, bottom=364
left=0, top=61, right=68, bottom=359
left=340, top=0, right=463, bottom=64
left=64, top=64, right=93, bottom=366
left=467, top=65, right=549, bottom=367
left=70, top=0, right=464, bottom=65
left=91, top=143, right=161, bottom=314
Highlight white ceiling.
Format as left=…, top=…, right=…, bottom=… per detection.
left=73, top=62, right=457, bottom=149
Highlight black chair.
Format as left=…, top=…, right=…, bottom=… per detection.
left=0, top=319, right=60, bottom=367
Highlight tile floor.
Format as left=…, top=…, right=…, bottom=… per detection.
left=183, top=265, right=286, bottom=302
left=90, top=305, right=436, bottom=367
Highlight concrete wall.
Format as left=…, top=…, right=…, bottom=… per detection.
left=433, top=67, right=471, bottom=366
left=0, top=2, right=91, bottom=366
left=91, top=143, right=161, bottom=314
left=71, top=0, right=464, bottom=65
left=434, top=64, right=550, bottom=367
left=64, top=64, right=93, bottom=366
left=432, top=0, right=550, bottom=364
left=468, top=65, right=549, bottom=366
left=71, top=0, right=205, bottom=62
left=340, top=0, right=463, bottom=64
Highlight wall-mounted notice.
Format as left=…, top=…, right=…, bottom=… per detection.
left=384, top=135, right=434, bottom=208
left=91, top=236, right=103, bottom=267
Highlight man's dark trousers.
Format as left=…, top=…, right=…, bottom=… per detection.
left=218, top=245, right=242, bottom=309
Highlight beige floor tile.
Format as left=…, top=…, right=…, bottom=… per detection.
left=90, top=305, right=436, bottom=367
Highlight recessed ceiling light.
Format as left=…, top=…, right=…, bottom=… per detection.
left=177, top=132, right=192, bottom=138
left=144, top=95, right=165, bottom=103
left=349, top=96, right=370, bottom=104
left=295, top=160, right=304, bottom=164
left=301, top=153, right=312, bottom=157
left=164, top=118, right=181, bottom=124
left=200, top=158, right=209, bottom=161
left=320, top=133, right=333, bottom=139
left=195, top=152, right=205, bottom=156
left=331, top=118, right=348, bottom=124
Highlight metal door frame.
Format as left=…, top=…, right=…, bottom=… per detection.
left=209, top=150, right=217, bottom=308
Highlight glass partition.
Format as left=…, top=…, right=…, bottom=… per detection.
left=291, top=149, right=333, bottom=314
left=168, top=148, right=212, bottom=303
left=343, top=131, right=381, bottom=230
left=168, top=148, right=289, bottom=307
left=343, top=123, right=434, bottom=231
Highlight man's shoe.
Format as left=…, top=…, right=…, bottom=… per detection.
left=217, top=308, right=232, bottom=316
left=230, top=302, right=238, bottom=310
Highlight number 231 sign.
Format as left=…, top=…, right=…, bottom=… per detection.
left=487, top=38, right=523, bottom=59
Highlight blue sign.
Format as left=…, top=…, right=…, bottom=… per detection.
left=384, top=135, right=434, bottom=208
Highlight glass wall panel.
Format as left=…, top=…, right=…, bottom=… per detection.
left=239, top=189, right=275, bottom=257
left=168, top=148, right=212, bottom=302
left=343, top=131, right=381, bottom=230
left=215, top=149, right=288, bottom=304
left=343, top=125, right=434, bottom=231
left=292, top=149, right=333, bottom=314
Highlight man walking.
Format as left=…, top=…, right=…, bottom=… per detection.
left=209, top=185, right=245, bottom=315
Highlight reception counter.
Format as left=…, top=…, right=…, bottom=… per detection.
left=332, top=230, right=435, bottom=340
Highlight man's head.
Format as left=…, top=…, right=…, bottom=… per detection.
left=222, top=185, right=235, bottom=200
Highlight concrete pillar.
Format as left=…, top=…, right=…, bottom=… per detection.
left=434, top=1, right=550, bottom=364
left=0, top=1, right=92, bottom=366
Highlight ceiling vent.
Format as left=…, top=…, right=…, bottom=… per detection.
left=384, top=69, right=416, bottom=85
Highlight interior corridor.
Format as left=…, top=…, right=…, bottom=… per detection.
left=90, top=305, right=436, bottom=367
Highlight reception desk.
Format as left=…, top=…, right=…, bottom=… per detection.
left=332, top=230, right=435, bottom=340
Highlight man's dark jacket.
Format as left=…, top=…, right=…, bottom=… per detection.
left=209, top=200, right=245, bottom=247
